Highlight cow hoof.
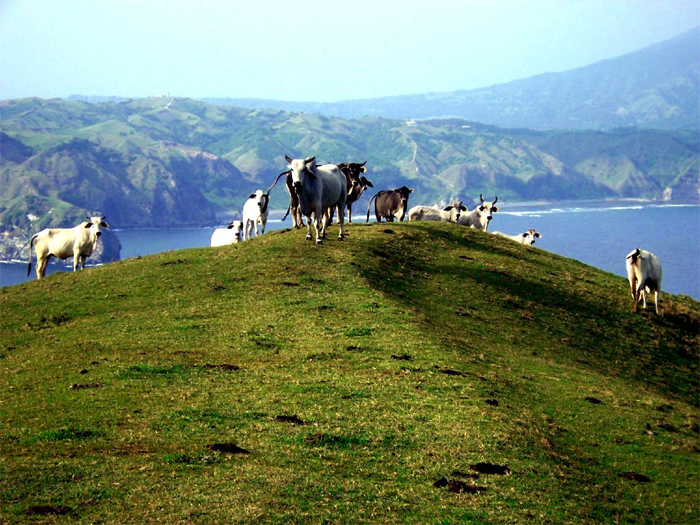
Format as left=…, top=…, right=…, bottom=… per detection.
left=316, top=239, right=323, bottom=245
left=338, top=235, right=344, bottom=241
left=305, top=234, right=313, bottom=241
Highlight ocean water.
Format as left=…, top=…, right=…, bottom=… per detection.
left=2, top=202, right=699, bottom=300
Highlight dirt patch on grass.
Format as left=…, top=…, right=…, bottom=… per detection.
left=391, top=354, right=412, bottom=361
left=25, top=505, right=72, bottom=515
left=619, top=472, right=651, bottom=482
left=71, top=382, right=103, bottom=389
left=470, top=462, right=511, bottom=475
left=205, top=443, right=249, bottom=454
left=203, top=363, right=240, bottom=371
left=275, top=414, right=305, bottom=425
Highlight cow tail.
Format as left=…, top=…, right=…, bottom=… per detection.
left=282, top=204, right=291, bottom=222
left=27, top=234, right=37, bottom=276
left=366, top=195, right=377, bottom=223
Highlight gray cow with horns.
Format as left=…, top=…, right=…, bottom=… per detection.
left=285, top=155, right=347, bottom=245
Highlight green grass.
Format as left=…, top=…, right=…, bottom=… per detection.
left=1, top=222, right=698, bottom=524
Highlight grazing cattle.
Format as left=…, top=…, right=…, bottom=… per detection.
left=365, top=186, right=415, bottom=222
left=457, top=194, right=499, bottom=230
left=493, top=229, right=541, bottom=246
left=285, top=155, right=347, bottom=244
left=338, top=162, right=373, bottom=223
left=210, top=220, right=243, bottom=247
left=408, top=201, right=467, bottom=222
left=27, top=216, right=109, bottom=279
left=625, top=248, right=663, bottom=314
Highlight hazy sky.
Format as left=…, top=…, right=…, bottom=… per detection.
left=1, top=0, right=698, bottom=102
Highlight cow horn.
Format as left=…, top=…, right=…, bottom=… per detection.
left=285, top=154, right=293, bottom=163
left=479, top=194, right=484, bottom=204
left=492, top=195, right=498, bottom=205
left=360, top=161, right=367, bottom=166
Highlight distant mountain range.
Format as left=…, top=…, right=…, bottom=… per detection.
left=1, top=96, right=698, bottom=262
left=197, top=27, right=700, bottom=131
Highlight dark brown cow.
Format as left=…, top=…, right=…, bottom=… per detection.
left=338, top=162, right=373, bottom=223
left=282, top=171, right=305, bottom=228
left=365, top=186, right=415, bottom=222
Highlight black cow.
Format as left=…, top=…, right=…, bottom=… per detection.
left=337, top=162, right=373, bottom=223
left=366, top=186, right=415, bottom=222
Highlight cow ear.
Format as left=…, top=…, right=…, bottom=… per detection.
left=249, top=193, right=256, bottom=199
left=521, top=233, right=528, bottom=237
left=443, top=206, right=453, bottom=211
left=84, top=222, right=92, bottom=228
left=100, top=221, right=109, bottom=228
left=364, top=178, right=374, bottom=187
left=492, top=206, right=499, bottom=212
left=535, top=232, right=541, bottom=238
left=460, top=205, right=467, bottom=211
left=409, top=188, right=414, bottom=193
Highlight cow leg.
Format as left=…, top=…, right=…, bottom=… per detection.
left=313, top=209, right=323, bottom=245
left=37, top=257, right=47, bottom=279
left=654, top=290, right=660, bottom=314
left=305, top=215, right=314, bottom=242
left=337, top=203, right=345, bottom=241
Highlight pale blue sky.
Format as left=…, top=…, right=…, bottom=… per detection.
left=1, top=0, right=698, bottom=102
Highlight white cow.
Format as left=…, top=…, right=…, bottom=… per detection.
left=27, top=216, right=109, bottom=279
left=625, top=248, right=663, bottom=314
left=242, top=190, right=270, bottom=241
left=457, top=195, right=499, bottom=230
left=493, top=229, right=542, bottom=246
left=285, top=155, right=347, bottom=245
left=210, top=220, right=243, bottom=247
left=408, top=201, right=467, bottom=223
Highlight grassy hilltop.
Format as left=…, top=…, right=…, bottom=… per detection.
left=1, top=223, right=698, bottom=524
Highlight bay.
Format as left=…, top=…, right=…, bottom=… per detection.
left=2, top=202, right=699, bottom=301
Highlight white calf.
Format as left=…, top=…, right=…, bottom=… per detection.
left=27, top=216, right=109, bottom=279
left=457, top=195, right=499, bottom=230
left=408, top=201, right=467, bottom=222
left=493, top=229, right=542, bottom=246
left=242, top=190, right=270, bottom=241
left=211, top=220, right=243, bottom=247
left=625, top=248, right=663, bottom=314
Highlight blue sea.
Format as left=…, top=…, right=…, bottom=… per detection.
left=2, top=201, right=699, bottom=300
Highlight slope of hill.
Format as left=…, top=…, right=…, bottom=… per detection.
left=1, top=97, right=698, bottom=260
left=1, top=223, right=698, bottom=524
left=205, top=27, right=700, bottom=131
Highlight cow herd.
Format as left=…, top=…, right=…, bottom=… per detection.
left=24, top=155, right=664, bottom=315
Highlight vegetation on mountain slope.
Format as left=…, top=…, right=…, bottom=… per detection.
left=1, top=223, right=698, bottom=524
left=1, top=97, right=697, bottom=261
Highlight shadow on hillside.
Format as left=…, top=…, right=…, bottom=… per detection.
left=354, top=224, right=699, bottom=404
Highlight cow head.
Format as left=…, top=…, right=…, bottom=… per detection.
left=248, top=190, right=270, bottom=214
left=476, top=194, right=499, bottom=229
left=286, top=155, right=317, bottom=192
left=395, top=186, right=414, bottom=221
left=227, top=220, right=243, bottom=241
left=443, top=201, right=468, bottom=222
left=341, top=162, right=373, bottom=195
left=85, top=215, right=109, bottom=238
left=522, top=229, right=541, bottom=245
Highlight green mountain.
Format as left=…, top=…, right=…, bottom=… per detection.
left=1, top=223, right=698, bottom=523
left=1, top=97, right=698, bottom=261
left=205, top=27, right=700, bottom=131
